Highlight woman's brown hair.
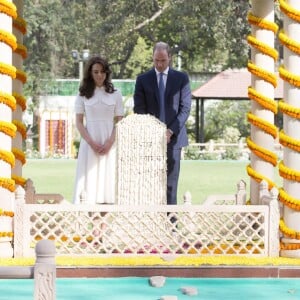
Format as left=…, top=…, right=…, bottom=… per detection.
left=79, top=56, right=115, bottom=99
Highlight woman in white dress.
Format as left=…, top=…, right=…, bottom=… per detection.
left=73, top=56, right=124, bottom=204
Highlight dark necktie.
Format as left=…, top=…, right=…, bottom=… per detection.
left=158, top=72, right=165, bottom=122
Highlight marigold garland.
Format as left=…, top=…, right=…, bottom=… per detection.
left=6, top=255, right=300, bottom=267
left=12, top=119, right=26, bottom=139
left=52, top=255, right=300, bottom=266
left=279, top=100, right=300, bottom=119
left=280, top=218, right=300, bottom=240
left=246, top=164, right=276, bottom=190
left=0, top=149, right=15, bottom=167
left=277, top=44, right=300, bottom=204
left=279, top=160, right=300, bottom=182
left=280, top=242, right=300, bottom=251
left=12, top=147, right=26, bottom=165
left=15, top=44, right=28, bottom=60
left=247, top=35, right=278, bottom=61
left=0, top=29, right=17, bottom=50
left=247, top=112, right=278, bottom=139
left=12, top=92, right=26, bottom=111
left=0, top=232, right=13, bottom=238
left=279, top=65, right=300, bottom=88
left=0, top=91, right=16, bottom=110
left=248, top=61, right=277, bottom=88
left=279, top=0, right=300, bottom=23
left=0, top=209, right=14, bottom=217
left=247, top=12, right=278, bottom=33
left=13, top=17, right=27, bottom=35
left=0, top=62, right=16, bottom=79
left=0, top=120, right=17, bottom=138
left=279, top=31, right=300, bottom=55
left=16, top=69, right=27, bottom=84
left=0, top=177, right=15, bottom=192
left=246, top=137, right=277, bottom=166
left=279, top=130, right=300, bottom=153
left=248, top=86, right=277, bottom=113
left=12, top=174, right=26, bottom=187
left=246, top=10, right=278, bottom=203
left=0, top=0, right=17, bottom=19
left=279, top=188, right=300, bottom=211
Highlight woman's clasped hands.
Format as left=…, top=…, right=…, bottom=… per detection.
left=90, top=140, right=113, bottom=155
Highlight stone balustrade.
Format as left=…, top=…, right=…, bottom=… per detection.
left=0, top=240, right=56, bottom=300
left=14, top=182, right=279, bottom=258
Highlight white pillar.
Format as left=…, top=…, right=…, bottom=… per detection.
left=0, top=0, right=17, bottom=258
left=278, top=0, right=300, bottom=258
left=248, top=0, right=277, bottom=204
left=12, top=0, right=27, bottom=188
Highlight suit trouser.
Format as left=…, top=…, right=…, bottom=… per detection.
left=167, top=147, right=182, bottom=205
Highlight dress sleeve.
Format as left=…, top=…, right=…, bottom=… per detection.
left=74, top=95, right=85, bottom=114
left=114, top=89, right=124, bottom=116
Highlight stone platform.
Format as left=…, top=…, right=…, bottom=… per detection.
left=56, top=266, right=300, bottom=278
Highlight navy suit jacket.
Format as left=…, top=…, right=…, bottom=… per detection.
left=133, top=68, right=191, bottom=148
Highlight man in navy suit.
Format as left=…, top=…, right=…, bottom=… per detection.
left=133, top=41, right=191, bottom=206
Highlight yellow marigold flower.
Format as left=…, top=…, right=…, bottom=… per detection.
left=247, top=12, right=278, bottom=33
left=0, top=91, right=16, bottom=111
left=0, top=149, right=15, bottom=167
left=279, top=65, right=300, bottom=88
left=0, top=29, right=17, bottom=50
left=246, top=164, right=276, bottom=190
left=247, top=35, right=278, bottom=60
left=248, top=61, right=277, bottom=88
left=279, top=30, right=300, bottom=55
left=0, top=62, right=16, bottom=79
left=248, top=86, right=277, bottom=114
left=13, top=16, right=27, bottom=35
left=0, top=0, right=17, bottom=19
left=279, top=160, right=300, bottom=182
left=247, top=112, right=278, bottom=139
left=0, top=121, right=17, bottom=138
left=0, top=177, right=15, bottom=192
left=12, top=92, right=27, bottom=111
left=279, top=0, right=300, bottom=23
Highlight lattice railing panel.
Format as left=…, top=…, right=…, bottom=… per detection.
left=14, top=204, right=271, bottom=257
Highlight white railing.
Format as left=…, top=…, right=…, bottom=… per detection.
left=182, top=141, right=283, bottom=160
left=13, top=180, right=279, bottom=259
left=14, top=203, right=279, bottom=258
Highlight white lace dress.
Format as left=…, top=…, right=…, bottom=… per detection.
left=73, top=87, right=124, bottom=204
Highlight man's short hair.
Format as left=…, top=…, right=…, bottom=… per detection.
left=153, top=42, right=171, bottom=56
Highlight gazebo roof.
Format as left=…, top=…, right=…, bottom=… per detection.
left=192, top=68, right=284, bottom=100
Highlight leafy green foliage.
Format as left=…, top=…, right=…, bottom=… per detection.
left=204, top=100, right=250, bottom=142
left=23, top=0, right=251, bottom=89
left=22, top=0, right=253, bottom=145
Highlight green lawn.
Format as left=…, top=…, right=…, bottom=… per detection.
left=177, top=160, right=250, bottom=204
left=22, top=159, right=282, bottom=204
left=23, top=159, right=77, bottom=202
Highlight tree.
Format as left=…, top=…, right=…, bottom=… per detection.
left=22, top=0, right=253, bottom=149
left=24, top=0, right=251, bottom=81
left=204, top=100, right=250, bottom=142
